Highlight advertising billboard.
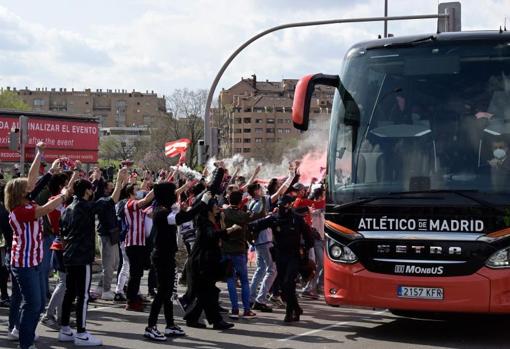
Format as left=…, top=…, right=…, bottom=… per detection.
left=0, top=114, right=99, bottom=163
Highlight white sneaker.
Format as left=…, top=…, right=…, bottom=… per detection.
left=74, top=331, right=102, bottom=346
left=101, top=291, right=115, bottom=301
left=58, top=328, right=75, bottom=342
left=144, top=326, right=167, bottom=341
left=7, top=327, right=19, bottom=341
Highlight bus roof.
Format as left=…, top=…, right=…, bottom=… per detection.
left=351, top=30, right=510, bottom=51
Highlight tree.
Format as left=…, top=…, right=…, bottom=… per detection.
left=99, top=137, right=138, bottom=162
left=166, top=89, right=207, bottom=168
left=0, top=90, right=30, bottom=110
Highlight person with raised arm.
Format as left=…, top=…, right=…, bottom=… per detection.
left=58, top=167, right=128, bottom=346
left=5, top=142, right=71, bottom=349
left=247, top=164, right=296, bottom=312
left=123, top=182, right=155, bottom=312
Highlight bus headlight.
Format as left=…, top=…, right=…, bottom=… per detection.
left=486, top=247, right=510, bottom=268
left=327, top=235, right=358, bottom=264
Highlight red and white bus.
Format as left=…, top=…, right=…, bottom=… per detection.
left=292, top=30, right=510, bottom=314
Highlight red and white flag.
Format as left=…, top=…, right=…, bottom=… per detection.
left=165, top=138, right=191, bottom=158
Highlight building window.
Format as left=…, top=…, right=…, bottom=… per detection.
left=234, top=129, right=242, bottom=134
left=285, top=119, right=291, bottom=124
left=266, top=128, right=274, bottom=133
left=243, top=118, right=251, bottom=123
left=243, top=128, right=251, bottom=133
left=254, top=107, right=264, bottom=113
left=284, top=128, right=291, bottom=134
left=33, top=99, right=45, bottom=107
left=243, top=148, right=251, bottom=153
left=235, top=118, right=242, bottom=124
left=234, top=148, right=242, bottom=153
left=243, top=138, right=251, bottom=143
left=115, top=100, right=127, bottom=127
left=277, top=128, right=284, bottom=134
left=267, top=118, right=275, bottom=124
left=255, top=138, right=263, bottom=143
left=255, top=128, right=263, bottom=133
left=255, top=119, right=263, bottom=124
left=275, top=107, right=284, bottom=112
left=234, top=138, right=242, bottom=143
left=277, top=119, right=284, bottom=124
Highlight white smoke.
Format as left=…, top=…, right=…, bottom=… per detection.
left=211, top=118, right=330, bottom=184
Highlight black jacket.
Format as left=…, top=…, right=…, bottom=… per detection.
left=61, top=196, right=113, bottom=266
left=249, top=210, right=313, bottom=256
left=151, top=201, right=205, bottom=260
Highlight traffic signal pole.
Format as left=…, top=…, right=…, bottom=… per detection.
left=203, top=8, right=458, bottom=159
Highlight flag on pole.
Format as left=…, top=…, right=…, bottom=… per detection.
left=165, top=138, right=191, bottom=159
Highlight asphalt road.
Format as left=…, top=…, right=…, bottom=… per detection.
left=1, top=277, right=510, bottom=349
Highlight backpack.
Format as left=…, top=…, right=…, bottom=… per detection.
left=116, top=199, right=129, bottom=242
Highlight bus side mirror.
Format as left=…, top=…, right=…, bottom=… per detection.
left=292, top=74, right=340, bottom=131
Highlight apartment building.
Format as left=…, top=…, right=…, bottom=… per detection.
left=9, top=86, right=168, bottom=151
left=216, top=75, right=334, bottom=158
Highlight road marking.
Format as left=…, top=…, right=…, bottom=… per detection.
left=278, top=310, right=387, bottom=342
left=89, top=306, right=116, bottom=312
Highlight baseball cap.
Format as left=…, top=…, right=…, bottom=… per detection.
left=292, top=183, right=305, bottom=191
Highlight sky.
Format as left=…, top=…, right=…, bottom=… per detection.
left=0, top=0, right=506, bottom=98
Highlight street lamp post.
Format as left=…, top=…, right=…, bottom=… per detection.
left=203, top=10, right=456, bottom=158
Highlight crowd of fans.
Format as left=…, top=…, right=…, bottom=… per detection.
left=0, top=142, right=326, bottom=348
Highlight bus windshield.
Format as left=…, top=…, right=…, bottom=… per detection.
left=328, top=38, right=510, bottom=204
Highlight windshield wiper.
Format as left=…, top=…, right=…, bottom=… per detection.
left=329, top=194, right=439, bottom=212
left=388, top=189, right=505, bottom=214
left=367, top=35, right=437, bottom=50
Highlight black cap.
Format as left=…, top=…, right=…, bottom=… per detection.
left=292, top=183, right=305, bottom=191
left=277, top=195, right=294, bottom=206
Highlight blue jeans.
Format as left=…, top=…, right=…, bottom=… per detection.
left=225, top=254, right=250, bottom=311
left=304, top=239, right=324, bottom=293
left=249, top=243, right=277, bottom=304
left=9, top=270, right=22, bottom=331
left=11, top=265, right=46, bottom=349
left=41, top=234, right=54, bottom=303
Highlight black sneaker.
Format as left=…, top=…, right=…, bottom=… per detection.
left=0, top=297, right=10, bottom=308
left=114, top=293, right=127, bottom=302
left=186, top=321, right=206, bottom=329
left=229, top=309, right=239, bottom=320
left=213, top=320, right=234, bottom=330
left=253, top=302, right=273, bottom=313
left=144, top=326, right=167, bottom=341
left=165, top=325, right=185, bottom=337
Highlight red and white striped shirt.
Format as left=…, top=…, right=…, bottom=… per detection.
left=9, top=203, right=44, bottom=268
left=124, top=199, right=146, bottom=247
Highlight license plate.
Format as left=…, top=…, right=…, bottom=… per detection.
left=397, top=286, right=444, bottom=300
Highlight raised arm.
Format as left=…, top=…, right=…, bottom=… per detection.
left=242, top=164, right=261, bottom=190
left=270, top=164, right=296, bottom=204
left=27, top=142, right=45, bottom=192
left=111, top=167, right=128, bottom=204
left=136, top=189, right=154, bottom=208
left=35, top=190, right=68, bottom=219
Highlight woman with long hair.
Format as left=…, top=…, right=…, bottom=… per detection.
left=5, top=143, right=69, bottom=349
left=184, top=193, right=240, bottom=330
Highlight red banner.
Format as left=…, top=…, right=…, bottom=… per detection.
left=0, top=115, right=99, bottom=163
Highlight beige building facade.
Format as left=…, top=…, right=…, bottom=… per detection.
left=216, top=75, right=334, bottom=158
left=11, top=87, right=167, bottom=129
